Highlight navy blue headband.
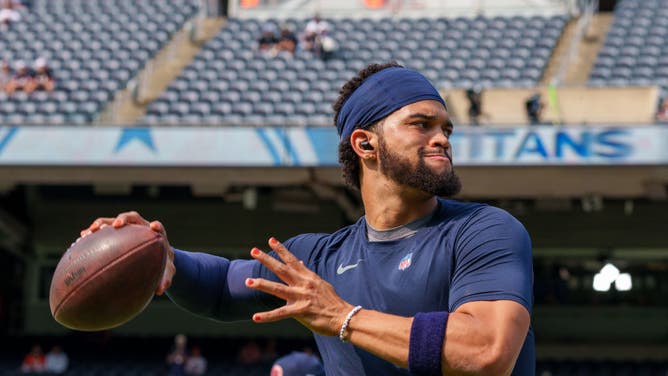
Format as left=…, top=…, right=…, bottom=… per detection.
left=336, top=67, right=446, bottom=141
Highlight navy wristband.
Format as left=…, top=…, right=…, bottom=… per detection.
left=408, top=311, right=449, bottom=376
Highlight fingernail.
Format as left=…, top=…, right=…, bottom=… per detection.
left=246, top=278, right=254, bottom=286
left=112, top=219, right=121, bottom=226
left=251, top=248, right=261, bottom=256
left=269, top=237, right=278, bottom=245
left=253, top=314, right=261, bottom=321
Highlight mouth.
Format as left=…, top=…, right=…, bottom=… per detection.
left=422, top=151, right=452, bottom=164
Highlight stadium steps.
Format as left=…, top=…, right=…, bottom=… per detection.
left=541, top=13, right=614, bottom=85
left=561, top=13, right=615, bottom=85
left=97, top=16, right=227, bottom=125
left=540, top=16, right=578, bottom=84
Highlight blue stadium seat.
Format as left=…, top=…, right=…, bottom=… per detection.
left=143, top=13, right=567, bottom=125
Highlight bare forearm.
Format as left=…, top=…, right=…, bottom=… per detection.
left=344, top=303, right=527, bottom=375
left=344, top=309, right=493, bottom=374
left=344, top=308, right=412, bottom=368
left=442, top=302, right=529, bottom=376
left=441, top=311, right=506, bottom=376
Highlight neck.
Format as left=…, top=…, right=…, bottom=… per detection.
left=360, top=175, right=438, bottom=230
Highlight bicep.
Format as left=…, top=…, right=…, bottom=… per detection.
left=445, top=300, right=531, bottom=375
left=455, top=300, right=530, bottom=350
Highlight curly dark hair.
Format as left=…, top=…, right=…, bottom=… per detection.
left=332, top=62, right=403, bottom=190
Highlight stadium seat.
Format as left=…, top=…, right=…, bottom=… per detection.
left=142, top=13, right=567, bottom=126
left=589, top=0, right=668, bottom=91
left=0, top=0, right=199, bottom=125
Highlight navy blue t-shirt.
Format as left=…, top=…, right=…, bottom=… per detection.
left=168, top=199, right=534, bottom=375
left=254, top=199, right=534, bottom=375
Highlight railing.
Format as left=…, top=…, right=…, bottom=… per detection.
left=553, top=0, right=598, bottom=85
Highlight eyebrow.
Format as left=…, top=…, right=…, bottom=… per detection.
left=406, top=113, right=438, bottom=120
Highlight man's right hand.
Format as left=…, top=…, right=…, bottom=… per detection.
left=81, top=211, right=176, bottom=296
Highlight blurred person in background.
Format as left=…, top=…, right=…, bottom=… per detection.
left=301, top=14, right=330, bottom=58
left=166, top=334, right=189, bottom=376
left=258, top=22, right=278, bottom=56
left=261, top=338, right=279, bottom=363
left=44, top=346, right=68, bottom=374
left=0, top=60, right=11, bottom=92
left=465, top=86, right=483, bottom=126
left=525, top=93, right=544, bottom=125
left=655, top=97, right=668, bottom=123
left=21, top=344, right=46, bottom=374
left=184, top=346, right=206, bottom=376
left=25, top=57, right=54, bottom=93
left=0, top=0, right=21, bottom=29
left=5, top=60, right=32, bottom=95
left=270, top=348, right=324, bottom=376
left=276, top=24, right=298, bottom=56
left=237, top=340, right=263, bottom=365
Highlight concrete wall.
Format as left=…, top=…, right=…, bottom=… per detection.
left=444, top=86, right=661, bottom=126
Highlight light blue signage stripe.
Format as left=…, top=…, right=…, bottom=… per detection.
left=255, top=127, right=282, bottom=166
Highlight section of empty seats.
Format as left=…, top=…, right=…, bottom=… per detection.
left=141, top=15, right=568, bottom=127
left=0, top=0, right=198, bottom=125
left=589, top=0, right=668, bottom=89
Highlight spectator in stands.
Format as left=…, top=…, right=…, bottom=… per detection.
left=0, top=60, right=11, bottom=93
left=258, top=22, right=278, bottom=56
left=184, top=346, right=207, bottom=375
left=276, top=24, right=298, bottom=56
left=6, top=60, right=32, bottom=95
left=656, top=97, right=668, bottom=123
left=525, top=92, right=544, bottom=125
left=465, top=87, right=483, bottom=126
left=301, top=14, right=336, bottom=59
left=44, top=346, right=68, bottom=374
left=270, top=349, right=324, bottom=376
left=0, top=0, right=21, bottom=29
left=21, top=345, right=46, bottom=373
left=237, top=340, right=262, bottom=365
left=166, top=334, right=189, bottom=376
left=25, top=57, right=54, bottom=94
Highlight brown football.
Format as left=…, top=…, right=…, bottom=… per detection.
left=49, top=224, right=167, bottom=331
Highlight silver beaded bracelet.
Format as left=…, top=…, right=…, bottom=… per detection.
left=339, top=305, right=363, bottom=342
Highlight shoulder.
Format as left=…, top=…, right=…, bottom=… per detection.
left=284, top=219, right=363, bottom=260
left=435, top=199, right=530, bottom=246
left=437, top=198, right=525, bottom=230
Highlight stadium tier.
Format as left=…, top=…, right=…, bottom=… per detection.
left=0, top=0, right=198, bottom=125
left=140, top=15, right=567, bottom=127
left=589, top=0, right=668, bottom=88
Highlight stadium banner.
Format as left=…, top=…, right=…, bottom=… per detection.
left=0, top=125, right=666, bottom=167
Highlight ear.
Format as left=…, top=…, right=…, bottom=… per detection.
left=350, top=129, right=377, bottom=157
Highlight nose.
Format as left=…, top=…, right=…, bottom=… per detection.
left=429, top=128, right=451, bottom=153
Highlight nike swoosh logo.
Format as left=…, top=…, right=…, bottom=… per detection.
left=337, top=259, right=363, bottom=275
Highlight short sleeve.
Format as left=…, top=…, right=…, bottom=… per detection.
left=253, top=233, right=328, bottom=283
left=449, top=206, right=533, bottom=313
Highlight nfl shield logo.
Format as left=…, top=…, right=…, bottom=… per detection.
left=398, top=253, right=413, bottom=271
